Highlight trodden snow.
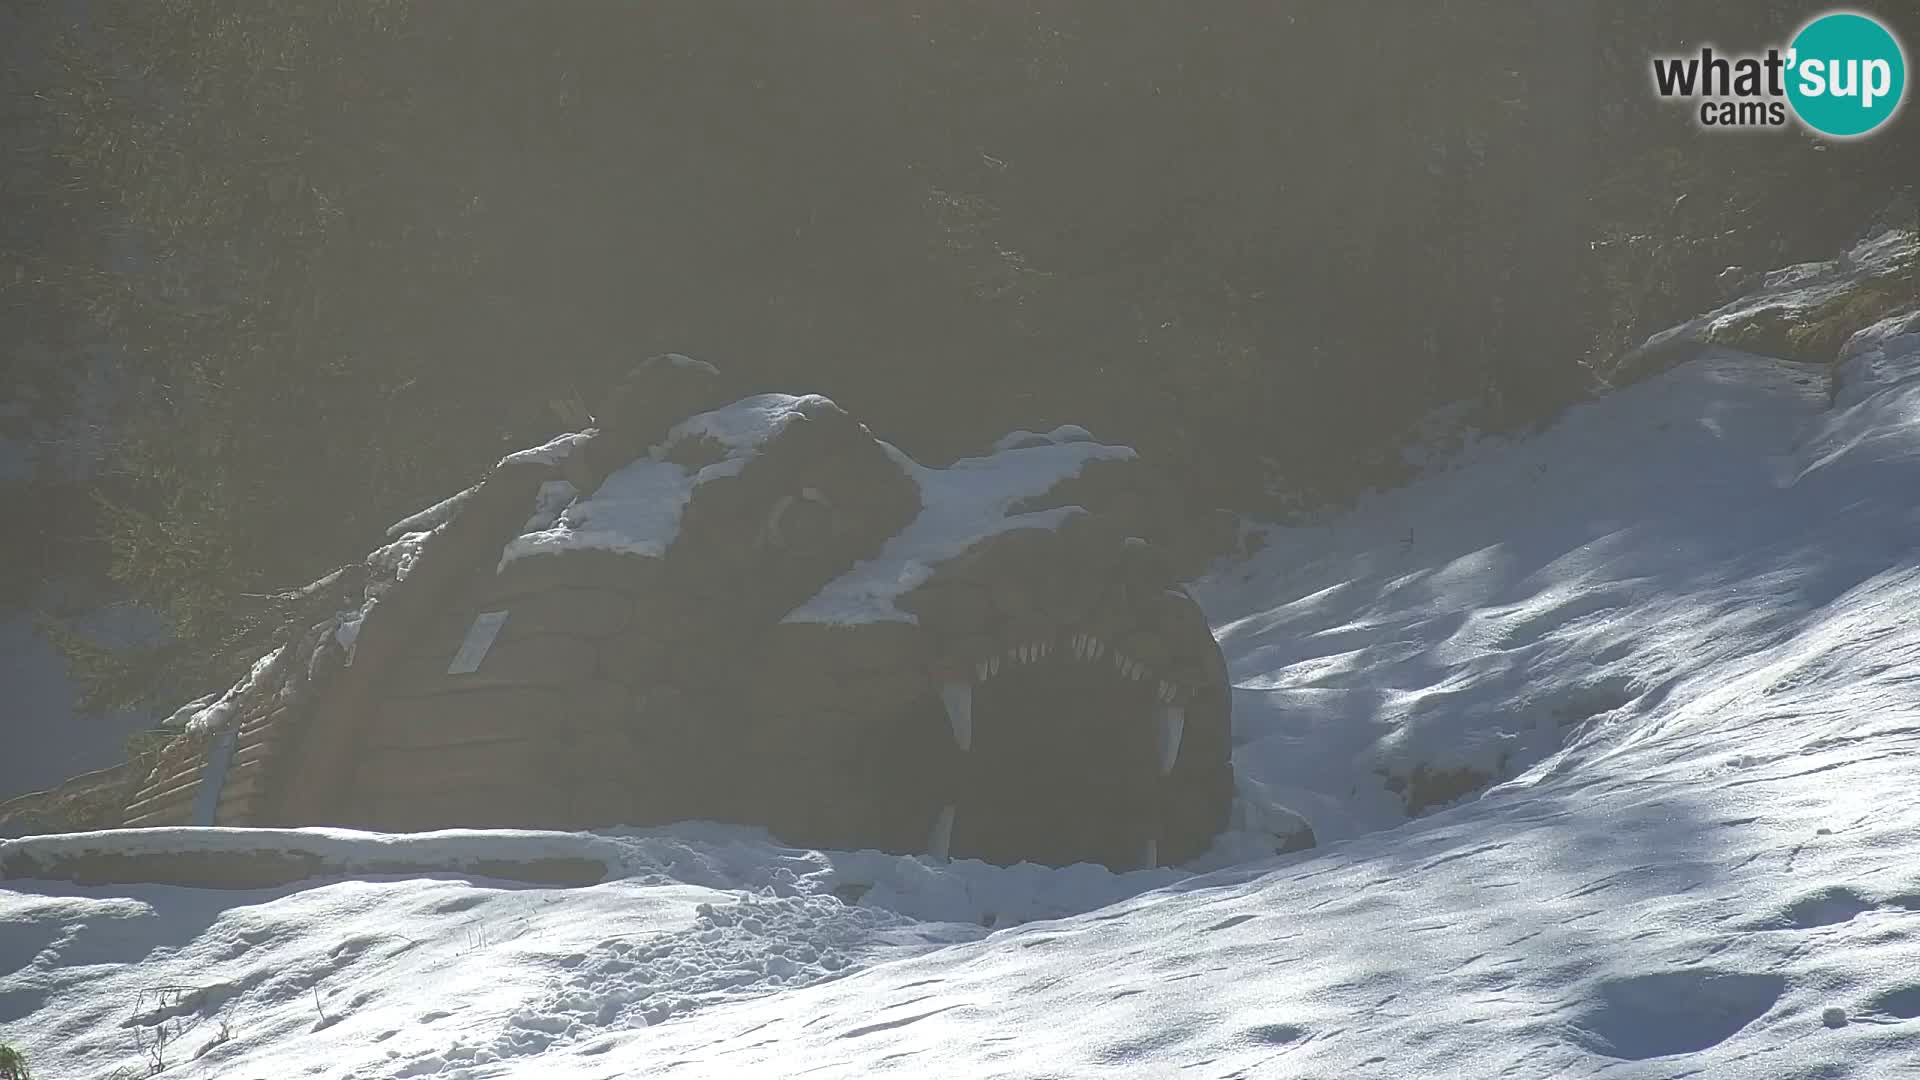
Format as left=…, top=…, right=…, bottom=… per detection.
left=5, top=234, right=1920, bottom=1077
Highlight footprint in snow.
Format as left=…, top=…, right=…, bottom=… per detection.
left=1565, top=970, right=1784, bottom=1060
left=1865, top=984, right=1920, bottom=1020
left=1742, top=884, right=1920, bottom=932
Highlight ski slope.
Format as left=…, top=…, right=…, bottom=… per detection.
left=3, top=233, right=1918, bottom=1078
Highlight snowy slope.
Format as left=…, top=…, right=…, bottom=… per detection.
left=4, top=232, right=1920, bottom=1078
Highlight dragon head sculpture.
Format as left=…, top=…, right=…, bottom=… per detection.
left=53, top=356, right=1237, bottom=871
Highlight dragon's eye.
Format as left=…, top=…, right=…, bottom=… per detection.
left=764, top=486, right=837, bottom=555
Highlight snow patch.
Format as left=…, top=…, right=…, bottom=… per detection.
left=177, top=646, right=285, bottom=735
left=384, top=483, right=482, bottom=540
left=497, top=431, right=592, bottom=470
left=496, top=395, right=840, bottom=569
left=788, top=439, right=1136, bottom=625
left=518, top=480, right=578, bottom=534
left=1633, top=227, right=1915, bottom=369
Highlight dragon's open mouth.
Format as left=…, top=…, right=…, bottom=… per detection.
left=930, top=631, right=1191, bottom=872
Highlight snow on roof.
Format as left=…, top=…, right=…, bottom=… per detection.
left=383, top=482, right=482, bottom=539
left=656, top=352, right=719, bottom=376
left=496, top=394, right=837, bottom=568
left=175, top=645, right=286, bottom=735
left=498, top=458, right=690, bottom=565
left=990, top=424, right=1095, bottom=452
left=671, top=392, right=835, bottom=468
left=496, top=430, right=592, bottom=470
left=332, top=528, right=435, bottom=656
left=786, top=437, right=1136, bottom=625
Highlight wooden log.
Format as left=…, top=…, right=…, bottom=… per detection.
left=213, top=794, right=262, bottom=827
left=568, top=781, right=636, bottom=828
left=369, top=685, right=567, bottom=751
left=208, top=773, right=269, bottom=805
left=1, top=847, right=324, bottom=889
left=240, top=705, right=291, bottom=738
left=593, top=627, right=674, bottom=687
left=490, top=587, right=635, bottom=642
left=231, top=741, right=278, bottom=770
left=486, top=549, right=665, bottom=605
left=388, top=632, right=601, bottom=694
left=355, top=738, right=560, bottom=793
left=0, top=843, right=608, bottom=890
left=570, top=678, right=633, bottom=725
left=124, top=771, right=205, bottom=818
left=121, top=791, right=199, bottom=827
left=360, top=783, right=570, bottom=832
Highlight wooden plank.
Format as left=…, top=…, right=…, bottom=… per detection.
left=232, top=741, right=279, bottom=769
left=121, top=792, right=198, bottom=828
left=216, top=779, right=263, bottom=806
left=123, top=789, right=198, bottom=825
left=362, top=782, right=570, bottom=832
left=130, top=760, right=201, bottom=801
left=240, top=711, right=289, bottom=739
left=123, top=774, right=204, bottom=819
left=122, top=812, right=190, bottom=829
left=388, top=633, right=600, bottom=696
left=213, top=794, right=262, bottom=826
left=369, top=686, right=566, bottom=751
left=136, top=766, right=202, bottom=803
left=210, top=772, right=269, bottom=803
left=355, top=738, right=558, bottom=792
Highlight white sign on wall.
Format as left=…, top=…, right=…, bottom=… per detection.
left=446, top=610, right=510, bottom=675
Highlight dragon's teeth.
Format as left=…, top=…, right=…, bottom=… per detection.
left=928, top=804, right=956, bottom=861
left=939, top=681, right=973, bottom=751
left=1157, top=704, right=1186, bottom=775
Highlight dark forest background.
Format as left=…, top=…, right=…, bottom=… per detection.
left=3, top=1, right=1915, bottom=714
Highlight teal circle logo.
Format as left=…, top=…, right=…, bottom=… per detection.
left=1787, top=12, right=1906, bottom=138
